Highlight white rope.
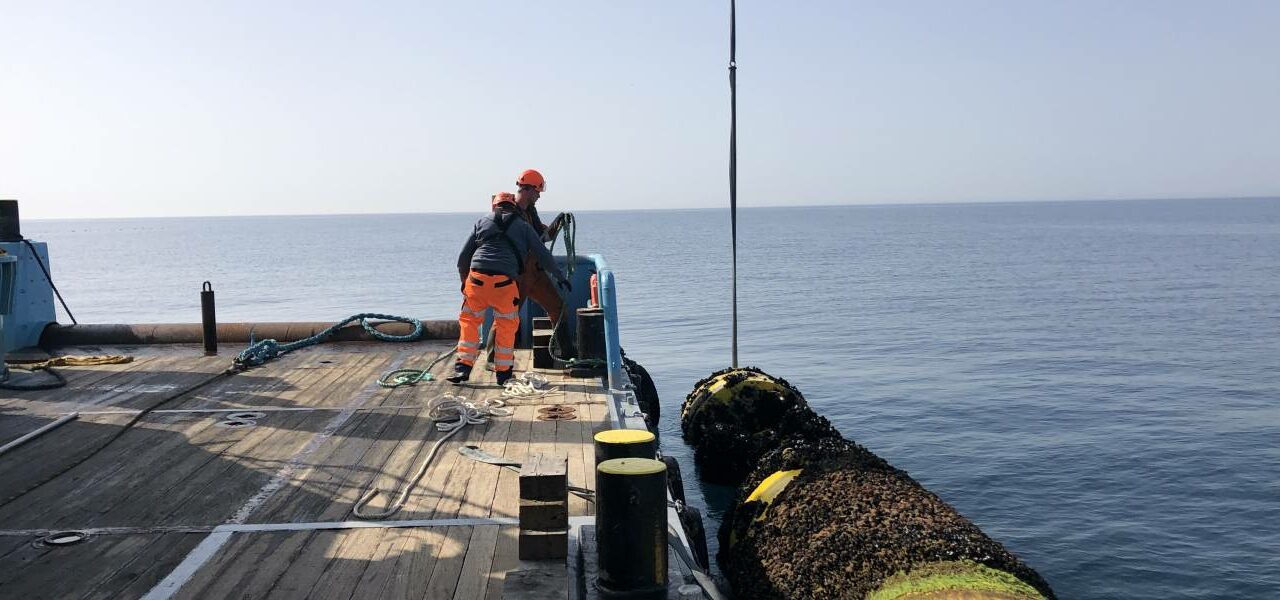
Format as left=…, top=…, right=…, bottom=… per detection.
left=352, top=394, right=510, bottom=519
left=502, top=372, right=557, bottom=398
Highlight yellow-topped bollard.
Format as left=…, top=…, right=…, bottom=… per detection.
left=595, top=458, right=668, bottom=599
left=593, top=428, right=657, bottom=465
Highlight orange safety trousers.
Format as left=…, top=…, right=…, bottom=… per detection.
left=456, top=270, right=521, bottom=372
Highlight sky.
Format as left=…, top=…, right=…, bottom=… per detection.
left=2, top=1, right=1278, bottom=219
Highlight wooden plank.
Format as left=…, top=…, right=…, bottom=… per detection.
left=345, top=526, right=428, bottom=599
left=555, top=398, right=589, bottom=516
left=381, top=527, right=447, bottom=600
left=492, top=405, right=536, bottom=519
left=243, top=353, right=410, bottom=523
left=518, top=529, right=568, bottom=561
left=452, top=524, right=502, bottom=600
left=258, top=530, right=340, bottom=598
left=0, top=532, right=157, bottom=598
left=305, top=527, right=387, bottom=600
left=422, top=525, right=474, bottom=600
left=518, top=453, right=567, bottom=502
left=110, top=352, right=370, bottom=528
left=485, top=526, right=521, bottom=600
left=15, top=352, right=343, bottom=529
left=80, top=532, right=204, bottom=600
left=455, top=388, right=517, bottom=519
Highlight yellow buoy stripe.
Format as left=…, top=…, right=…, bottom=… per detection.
left=745, top=469, right=802, bottom=505
left=597, top=458, right=666, bottom=476
left=594, top=429, right=655, bottom=445
left=706, top=374, right=788, bottom=403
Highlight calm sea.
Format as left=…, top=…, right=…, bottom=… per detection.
left=26, top=198, right=1280, bottom=598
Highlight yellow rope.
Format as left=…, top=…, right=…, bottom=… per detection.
left=8, top=355, right=134, bottom=370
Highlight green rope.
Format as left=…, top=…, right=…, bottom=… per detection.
left=548, top=212, right=576, bottom=277
left=376, top=348, right=456, bottom=388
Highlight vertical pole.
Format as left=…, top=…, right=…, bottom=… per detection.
left=201, top=282, right=217, bottom=356
left=729, top=0, right=739, bottom=368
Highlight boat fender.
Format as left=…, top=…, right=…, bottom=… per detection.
left=676, top=503, right=711, bottom=571
left=660, top=455, right=686, bottom=505
left=622, top=355, right=660, bottom=430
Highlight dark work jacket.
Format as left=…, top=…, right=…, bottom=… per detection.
left=457, top=207, right=562, bottom=282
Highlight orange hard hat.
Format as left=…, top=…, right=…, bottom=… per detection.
left=491, top=192, right=517, bottom=209
left=516, top=169, right=546, bottom=192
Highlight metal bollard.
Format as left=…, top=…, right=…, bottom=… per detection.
left=0, top=200, right=20, bottom=242
left=201, top=281, right=217, bottom=355
left=594, top=429, right=656, bottom=467
left=575, top=307, right=606, bottom=363
left=595, top=458, right=668, bottom=599
left=594, top=429, right=658, bottom=495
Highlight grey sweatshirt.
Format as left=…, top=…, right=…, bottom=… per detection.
left=457, top=208, right=564, bottom=283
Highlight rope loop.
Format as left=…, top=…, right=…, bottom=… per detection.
left=234, top=313, right=423, bottom=369
left=352, top=393, right=510, bottom=519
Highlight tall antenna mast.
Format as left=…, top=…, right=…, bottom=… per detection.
left=729, top=0, right=739, bottom=367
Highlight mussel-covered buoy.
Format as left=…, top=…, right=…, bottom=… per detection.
left=680, top=367, right=840, bottom=484
left=682, top=367, right=1057, bottom=599
left=718, top=430, right=1055, bottom=600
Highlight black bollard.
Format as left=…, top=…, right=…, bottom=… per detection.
left=201, top=281, right=217, bottom=355
left=575, top=307, right=606, bottom=363
left=593, top=429, right=657, bottom=466
left=595, top=458, right=668, bottom=599
left=594, top=429, right=658, bottom=495
left=0, top=200, right=20, bottom=242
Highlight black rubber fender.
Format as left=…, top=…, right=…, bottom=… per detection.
left=622, top=355, right=660, bottom=430
left=677, top=503, right=711, bottom=572
left=660, top=455, right=686, bottom=505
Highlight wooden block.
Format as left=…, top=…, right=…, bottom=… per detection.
left=518, top=529, right=568, bottom=560
left=519, top=453, right=567, bottom=501
left=532, top=329, right=553, bottom=345
left=532, top=317, right=552, bottom=329
left=519, top=498, right=568, bottom=531
left=502, top=565, right=567, bottom=599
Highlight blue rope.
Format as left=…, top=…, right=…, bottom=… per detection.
left=234, top=313, right=423, bottom=369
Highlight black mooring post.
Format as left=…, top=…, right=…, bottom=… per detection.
left=0, top=200, right=21, bottom=242
left=595, top=458, right=668, bottom=599
left=201, top=281, right=217, bottom=355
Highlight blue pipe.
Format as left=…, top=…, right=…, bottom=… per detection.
left=590, top=254, right=626, bottom=392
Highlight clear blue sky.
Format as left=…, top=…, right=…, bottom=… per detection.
left=3, top=1, right=1278, bottom=219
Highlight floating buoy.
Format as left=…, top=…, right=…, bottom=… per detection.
left=680, top=366, right=840, bottom=484
left=683, top=368, right=1056, bottom=599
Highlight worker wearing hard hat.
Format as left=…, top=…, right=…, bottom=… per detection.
left=512, top=169, right=571, bottom=340
left=451, top=191, right=569, bottom=385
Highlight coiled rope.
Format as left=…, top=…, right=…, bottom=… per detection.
left=352, top=393, right=512, bottom=519
left=235, top=313, right=422, bottom=369
left=377, top=349, right=456, bottom=388
left=502, top=372, right=556, bottom=398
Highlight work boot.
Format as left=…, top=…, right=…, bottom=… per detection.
left=446, top=363, right=472, bottom=384
left=495, top=370, right=514, bottom=386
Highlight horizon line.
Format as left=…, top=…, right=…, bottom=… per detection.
left=20, top=194, right=1279, bottom=222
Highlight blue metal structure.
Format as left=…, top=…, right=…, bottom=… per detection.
left=0, top=241, right=56, bottom=352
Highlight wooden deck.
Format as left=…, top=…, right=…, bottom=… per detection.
left=0, top=341, right=610, bottom=599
